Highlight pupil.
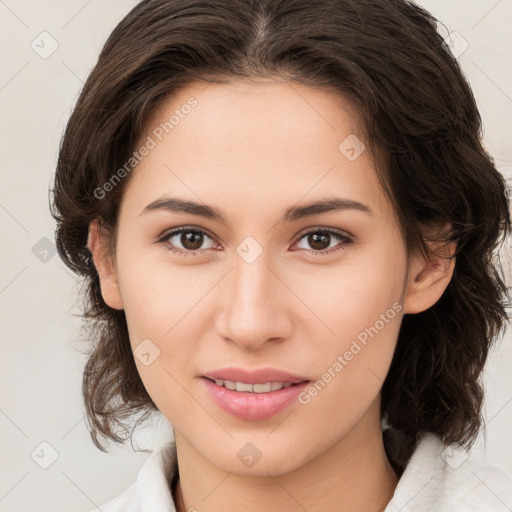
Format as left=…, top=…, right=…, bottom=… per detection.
left=309, top=233, right=329, bottom=250
left=182, top=231, right=203, bottom=250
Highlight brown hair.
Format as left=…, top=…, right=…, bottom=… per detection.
left=50, top=0, right=511, bottom=460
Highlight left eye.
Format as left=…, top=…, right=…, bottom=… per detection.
left=158, top=227, right=352, bottom=256
left=293, top=228, right=352, bottom=254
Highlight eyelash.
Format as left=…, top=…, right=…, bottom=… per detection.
left=157, top=226, right=353, bottom=257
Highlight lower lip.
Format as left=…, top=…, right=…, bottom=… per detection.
left=200, top=378, right=310, bottom=421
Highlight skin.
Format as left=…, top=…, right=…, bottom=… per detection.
left=88, top=79, right=455, bottom=512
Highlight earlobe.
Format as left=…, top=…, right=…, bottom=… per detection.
left=87, top=220, right=124, bottom=310
left=402, top=241, right=456, bottom=315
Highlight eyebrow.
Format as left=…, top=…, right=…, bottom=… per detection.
left=139, top=195, right=374, bottom=224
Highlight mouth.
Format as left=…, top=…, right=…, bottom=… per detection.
left=200, top=376, right=311, bottom=421
left=202, top=377, right=309, bottom=394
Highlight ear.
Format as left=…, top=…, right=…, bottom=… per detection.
left=402, top=232, right=456, bottom=315
left=87, top=219, right=124, bottom=310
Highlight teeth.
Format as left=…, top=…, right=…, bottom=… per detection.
left=211, top=379, right=296, bottom=393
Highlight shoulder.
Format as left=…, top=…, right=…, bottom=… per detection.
left=88, top=441, right=178, bottom=512
left=88, top=482, right=140, bottom=512
left=385, top=432, right=512, bottom=511
left=450, top=459, right=512, bottom=511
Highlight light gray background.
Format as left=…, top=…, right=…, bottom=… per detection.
left=1, top=1, right=511, bottom=511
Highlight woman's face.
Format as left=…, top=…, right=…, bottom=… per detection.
left=92, top=79, right=450, bottom=476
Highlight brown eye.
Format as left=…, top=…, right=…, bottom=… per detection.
left=306, top=232, right=331, bottom=251
left=294, top=228, right=353, bottom=255
left=179, top=230, right=204, bottom=250
left=160, top=228, right=217, bottom=254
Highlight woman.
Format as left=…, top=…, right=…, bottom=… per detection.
left=51, top=0, right=512, bottom=510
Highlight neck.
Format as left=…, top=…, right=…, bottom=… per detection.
left=172, top=399, right=399, bottom=512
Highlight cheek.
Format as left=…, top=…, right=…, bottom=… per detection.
left=289, top=243, right=405, bottom=400
left=302, top=281, right=401, bottom=396
left=290, top=247, right=406, bottom=343
left=114, top=247, right=208, bottom=403
left=118, top=259, right=203, bottom=417
left=115, top=245, right=202, bottom=339
left=296, top=286, right=402, bottom=437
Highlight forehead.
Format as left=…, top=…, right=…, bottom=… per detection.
left=122, top=79, right=392, bottom=224
left=150, top=78, right=366, bottom=146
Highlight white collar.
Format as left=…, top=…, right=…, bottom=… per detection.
left=112, top=432, right=512, bottom=512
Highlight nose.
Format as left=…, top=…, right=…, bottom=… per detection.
left=214, top=250, right=293, bottom=351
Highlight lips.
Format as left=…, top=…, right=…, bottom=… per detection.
left=200, top=367, right=310, bottom=421
left=202, top=367, right=310, bottom=385
left=199, top=367, right=311, bottom=420
left=200, top=378, right=310, bottom=421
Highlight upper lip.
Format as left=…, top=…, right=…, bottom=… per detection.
left=202, top=367, right=310, bottom=385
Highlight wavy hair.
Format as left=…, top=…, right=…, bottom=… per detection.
left=50, top=0, right=511, bottom=461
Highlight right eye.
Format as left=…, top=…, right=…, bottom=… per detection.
left=158, top=227, right=219, bottom=256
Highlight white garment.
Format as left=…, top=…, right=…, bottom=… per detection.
left=91, top=432, right=512, bottom=511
